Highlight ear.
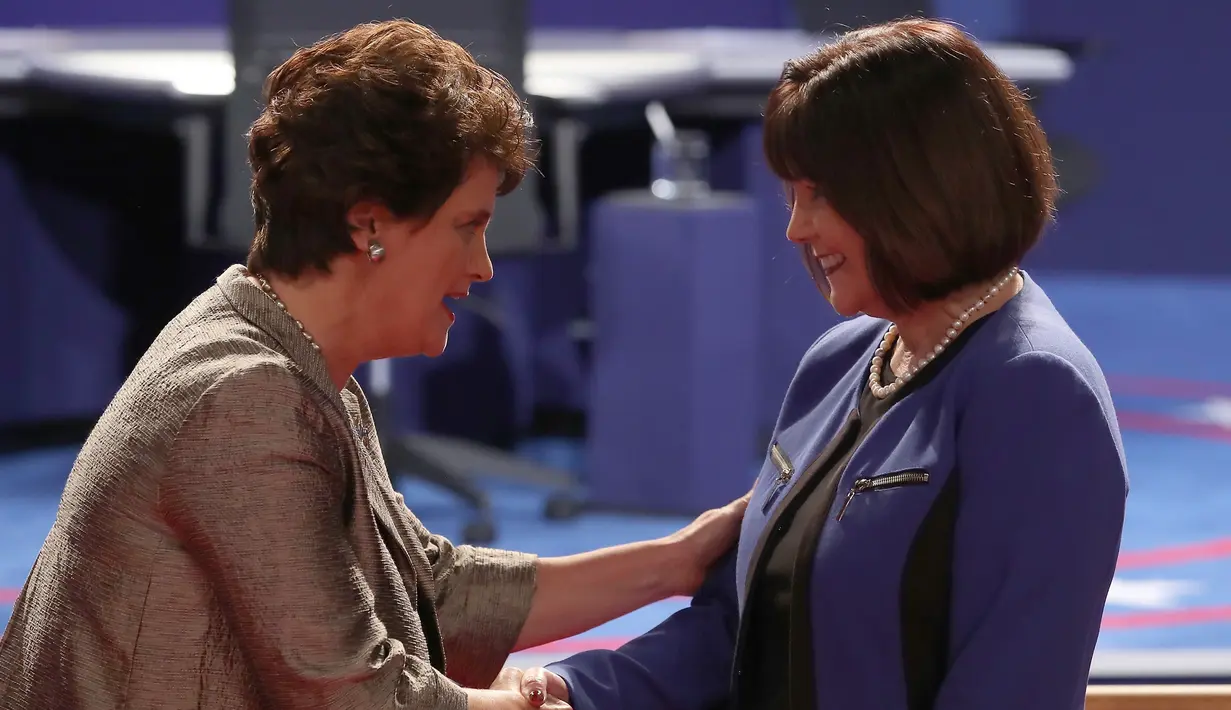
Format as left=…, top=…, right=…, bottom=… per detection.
left=344, top=200, right=390, bottom=251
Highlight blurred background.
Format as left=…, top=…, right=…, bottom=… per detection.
left=1, top=0, right=1229, bottom=686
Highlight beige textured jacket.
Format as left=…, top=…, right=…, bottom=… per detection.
left=0, top=265, right=538, bottom=709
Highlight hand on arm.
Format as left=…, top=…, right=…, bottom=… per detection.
left=514, top=490, right=751, bottom=651
left=162, top=364, right=468, bottom=710
left=936, top=354, right=1127, bottom=710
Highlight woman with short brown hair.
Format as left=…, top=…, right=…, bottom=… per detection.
left=0, top=20, right=748, bottom=710
left=534, top=18, right=1127, bottom=710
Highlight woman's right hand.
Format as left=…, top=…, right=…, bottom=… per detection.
left=464, top=688, right=569, bottom=710
left=465, top=668, right=571, bottom=710
left=504, top=666, right=569, bottom=708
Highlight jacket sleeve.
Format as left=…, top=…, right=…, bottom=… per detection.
left=936, top=352, right=1128, bottom=710
left=399, top=495, right=539, bottom=688
left=161, top=363, right=468, bottom=710
left=545, top=548, right=739, bottom=710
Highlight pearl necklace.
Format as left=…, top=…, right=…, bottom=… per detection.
left=244, top=268, right=321, bottom=352
left=868, top=267, right=1019, bottom=399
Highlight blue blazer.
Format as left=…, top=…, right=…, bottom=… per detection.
left=549, top=273, right=1129, bottom=709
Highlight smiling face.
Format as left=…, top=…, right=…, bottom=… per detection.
left=786, top=181, right=889, bottom=319
left=347, top=160, right=500, bottom=359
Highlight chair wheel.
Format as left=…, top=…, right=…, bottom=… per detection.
left=463, top=519, right=496, bottom=545
left=544, top=493, right=584, bottom=520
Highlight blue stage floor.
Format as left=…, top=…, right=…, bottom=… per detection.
left=3, top=271, right=1231, bottom=680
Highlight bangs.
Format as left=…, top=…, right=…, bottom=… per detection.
left=762, top=81, right=811, bottom=183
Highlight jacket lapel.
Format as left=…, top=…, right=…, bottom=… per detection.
left=342, top=386, right=448, bottom=672
left=214, top=265, right=341, bottom=406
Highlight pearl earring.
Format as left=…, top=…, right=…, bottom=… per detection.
left=367, top=240, right=386, bottom=263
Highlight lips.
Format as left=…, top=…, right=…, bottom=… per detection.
left=441, top=292, right=467, bottom=325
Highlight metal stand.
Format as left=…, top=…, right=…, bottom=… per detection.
left=365, top=358, right=497, bottom=544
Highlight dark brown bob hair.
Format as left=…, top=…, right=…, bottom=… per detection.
left=245, top=20, right=535, bottom=278
left=764, top=18, right=1058, bottom=312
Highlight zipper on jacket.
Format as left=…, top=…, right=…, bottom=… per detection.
left=836, top=470, right=930, bottom=521
left=761, top=442, right=795, bottom=513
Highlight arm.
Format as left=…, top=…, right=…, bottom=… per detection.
left=516, top=538, right=685, bottom=651
left=937, top=353, right=1128, bottom=710
left=405, top=490, right=747, bottom=688
left=162, top=364, right=469, bottom=710
left=516, top=491, right=747, bottom=652
left=545, top=547, right=740, bottom=710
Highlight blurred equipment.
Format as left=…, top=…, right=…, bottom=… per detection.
left=547, top=103, right=763, bottom=516
left=221, top=0, right=546, bottom=256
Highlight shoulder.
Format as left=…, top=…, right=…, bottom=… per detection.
left=164, top=358, right=349, bottom=495
left=159, top=359, right=352, bottom=520
left=191, top=358, right=312, bottom=411
left=772, top=317, right=884, bottom=426
left=956, top=281, right=1127, bottom=486
left=961, top=280, right=1116, bottom=424
left=798, top=316, right=886, bottom=374
left=149, top=299, right=340, bottom=450
left=81, top=287, right=313, bottom=454
left=120, top=285, right=299, bottom=396
left=178, top=357, right=342, bottom=453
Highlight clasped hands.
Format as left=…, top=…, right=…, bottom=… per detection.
left=489, top=666, right=570, bottom=709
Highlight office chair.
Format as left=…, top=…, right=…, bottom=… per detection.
left=219, top=0, right=576, bottom=544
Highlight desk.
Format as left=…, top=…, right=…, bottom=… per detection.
left=0, top=27, right=1073, bottom=248
left=1086, top=685, right=1231, bottom=710
left=0, top=27, right=1072, bottom=103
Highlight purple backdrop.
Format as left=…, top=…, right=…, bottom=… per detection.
left=0, top=0, right=793, bottom=29
left=3, top=0, right=1228, bottom=435
left=1021, top=2, right=1231, bottom=277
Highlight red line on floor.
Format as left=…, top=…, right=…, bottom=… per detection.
left=1116, top=410, right=1231, bottom=444
left=1102, top=605, right=1231, bottom=630
left=523, top=637, right=627, bottom=654
left=1109, top=375, right=1231, bottom=400
left=1117, top=537, right=1231, bottom=570
left=526, top=603, right=1231, bottom=652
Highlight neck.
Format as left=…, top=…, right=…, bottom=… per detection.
left=258, top=268, right=364, bottom=391
left=892, top=270, right=1023, bottom=361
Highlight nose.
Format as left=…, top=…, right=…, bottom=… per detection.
left=471, top=235, right=494, bottom=283
left=784, top=205, right=812, bottom=245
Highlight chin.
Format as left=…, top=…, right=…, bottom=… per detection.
left=825, top=290, right=864, bottom=318
left=419, top=333, right=449, bottom=358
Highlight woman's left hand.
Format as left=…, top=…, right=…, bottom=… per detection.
left=662, top=489, right=752, bottom=596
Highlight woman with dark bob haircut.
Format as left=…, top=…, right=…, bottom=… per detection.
left=519, top=18, right=1129, bottom=710
left=0, top=20, right=750, bottom=710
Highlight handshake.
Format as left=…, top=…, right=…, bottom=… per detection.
left=467, top=666, right=572, bottom=709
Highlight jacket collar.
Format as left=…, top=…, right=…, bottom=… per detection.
left=839, top=268, right=1039, bottom=412
left=214, top=264, right=340, bottom=399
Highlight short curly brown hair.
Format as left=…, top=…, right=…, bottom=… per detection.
left=244, top=20, right=536, bottom=278
left=764, top=18, right=1058, bottom=312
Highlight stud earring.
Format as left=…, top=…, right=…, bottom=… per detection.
left=367, top=240, right=386, bottom=263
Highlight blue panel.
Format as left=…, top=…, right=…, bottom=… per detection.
left=586, top=191, right=762, bottom=513
left=0, top=157, right=127, bottom=426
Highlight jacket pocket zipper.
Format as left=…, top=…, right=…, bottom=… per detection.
left=761, top=442, right=795, bottom=513
left=836, top=470, right=930, bottom=521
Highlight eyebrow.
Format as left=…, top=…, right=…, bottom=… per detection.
left=458, top=209, right=492, bottom=224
